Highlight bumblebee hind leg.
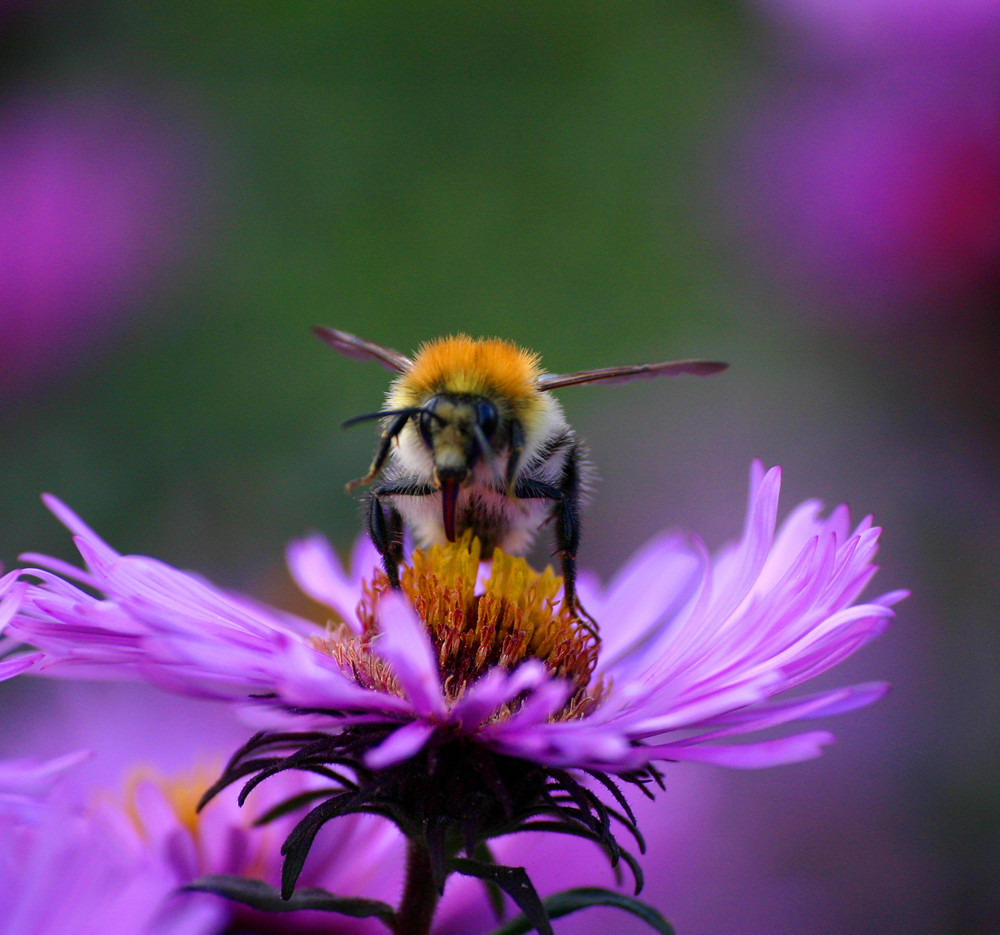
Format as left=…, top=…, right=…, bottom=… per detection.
left=514, top=442, right=586, bottom=620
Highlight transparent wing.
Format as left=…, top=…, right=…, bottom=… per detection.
left=313, top=326, right=413, bottom=372
left=537, top=359, right=728, bottom=390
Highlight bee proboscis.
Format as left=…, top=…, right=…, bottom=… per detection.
left=316, top=326, right=727, bottom=616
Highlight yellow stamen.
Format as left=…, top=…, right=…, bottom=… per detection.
left=314, top=533, right=603, bottom=720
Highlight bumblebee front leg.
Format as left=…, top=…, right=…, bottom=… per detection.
left=366, top=490, right=404, bottom=589
left=365, top=481, right=437, bottom=589
left=346, top=411, right=413, bottom=493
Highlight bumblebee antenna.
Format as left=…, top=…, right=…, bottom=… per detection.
left=341, top=407, right=444, bottom=430
left=343, top=407, right=446, bottom=492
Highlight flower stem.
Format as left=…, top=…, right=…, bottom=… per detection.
left=394, top=838, right=441, bottom=935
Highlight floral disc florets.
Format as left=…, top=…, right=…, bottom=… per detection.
left=314, top=532, right=603, bottom=720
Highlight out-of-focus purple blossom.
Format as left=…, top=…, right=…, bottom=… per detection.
left=736, top=1, right=1000, bottom=323
left=0, top=87, right=207, bottom=393
left=0, top=749, right=215, bottom=935
left=755, top=0, right=1000, bottom=57
left=0, top=685, right=407, bottom=935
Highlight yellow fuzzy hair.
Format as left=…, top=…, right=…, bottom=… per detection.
left=398, top=335, right=542, bottom=403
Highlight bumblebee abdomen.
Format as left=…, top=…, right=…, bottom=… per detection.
left=461, top=489, right=555, bottom=556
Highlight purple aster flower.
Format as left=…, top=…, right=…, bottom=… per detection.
left=0, top=750, right=208, bottom=935
left=3, top=461, right=902, bottom=933
left=5, top=462, right=899, bottom=771
left=0, top=686, right=413, bottom=935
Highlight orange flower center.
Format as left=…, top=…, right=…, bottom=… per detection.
left=314, top=533, right=603, bottom=720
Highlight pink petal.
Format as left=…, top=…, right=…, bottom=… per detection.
left=364, top=720, right=438, bottom=770
left=652, top=730, right=836, bottom=768
left=0, top=652, right=44, bottom=680
left=286, top=533, right=368, bottom=633
left=450, top=661, right=549, bottom=730
left=0, top=750, right=90, bottom=797
left=695, top=682, right=891, bottom=738
left=373, top=591, right=446, bottom=718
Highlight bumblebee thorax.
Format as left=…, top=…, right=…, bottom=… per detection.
left=388, top=334, right=553, bottom=433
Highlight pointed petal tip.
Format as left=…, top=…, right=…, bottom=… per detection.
left=363, top=720, right=437, bottom=770
left=39, top=494, right=102, bottom=543
left=749, top=460, right=781, bottom=489
left=878, top=588, right=910, bottom=607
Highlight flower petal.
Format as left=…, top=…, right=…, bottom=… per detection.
left=364, top=720, right=438, bottom=770
left=450, top=660, right=549, bottom=730
left=372, top=591, right=446, bottom=718
left=652, top=730, right=837, bottom=768
left=286, top=533, right=378, bottom=634
left=0, top=652, right=44, bottom=681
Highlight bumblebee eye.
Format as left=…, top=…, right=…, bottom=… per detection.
left=475, top=399, right=499, bottom=440
left=418, top=400, right=439, bottom=448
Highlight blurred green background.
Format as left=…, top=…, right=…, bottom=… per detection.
left=0, top=3, right=752, bottom=576
left=2, top=2, right=998, bottom=933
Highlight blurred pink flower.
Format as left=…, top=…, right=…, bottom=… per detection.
left=736, top=0, right=1000, bottom=322
left=0, top=87, right=206, bottom=392
left=755, top=0, right=1000, bottom=56
left=0, top=685, right=405, bottom=935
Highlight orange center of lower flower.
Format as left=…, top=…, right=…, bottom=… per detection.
left=314, top=534, right=602, bottom=720
left=115, top=763, right=277, bottom=881
left=120, top=763, right=219, bottom=838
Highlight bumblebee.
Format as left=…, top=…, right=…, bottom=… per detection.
left=316, top=327, right=726, bottom=615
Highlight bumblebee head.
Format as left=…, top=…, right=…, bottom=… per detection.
left=340, top=392, right=504, bottom=489
left=342, top=393, right=503, bottom=542
left=385, top=334, right=549, bottom=487
left=341, top=334, right=558, bottom=539
left=417, top=394, right=500, bottom=488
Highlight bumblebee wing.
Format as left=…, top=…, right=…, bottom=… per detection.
left=313, top=326, right=413, bottom=372
left=537, top=359, right=728, bottom=390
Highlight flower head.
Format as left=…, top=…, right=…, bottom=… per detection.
left=3, top=462, right=903, bottom=931
left=0, top=686, right=407, bottom=935
left=5, top=462, right=900, bottom=776
left=0, top=749, right=207, bottom=935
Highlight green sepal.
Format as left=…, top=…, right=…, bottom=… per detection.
left=184, top=874, right=396, bottom=922
left=449, top=857, right=552, bottom=935
left=485, top=886, right=675, bottom=935
left=471, top=840, right=506, bottom=922
left=280, top=788, right=370, bottom=897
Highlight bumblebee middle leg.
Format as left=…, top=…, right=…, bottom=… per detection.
left=515, top=468, right=582, bottom=615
